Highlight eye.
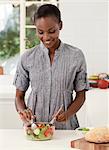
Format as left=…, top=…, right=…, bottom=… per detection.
left=49, top=29, right=56, bottom=34
left=38, top=30, right=43, bottom=34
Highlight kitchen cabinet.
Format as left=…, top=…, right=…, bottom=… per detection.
left=0, top=75, right=108, bottom=128
left=85, top=88, right=108, bottom=127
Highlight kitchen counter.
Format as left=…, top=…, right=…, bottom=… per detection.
left=0, top=129, right=84, bottom=150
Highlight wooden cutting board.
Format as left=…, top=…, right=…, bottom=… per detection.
left=71, top=138, right=109, bottom=150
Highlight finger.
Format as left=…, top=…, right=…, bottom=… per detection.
left=20, top=110, right=31, bottom=122
left=19, top=113, right=27, bottom=123
left=58, top=109, right=64, bottom=115
left=19, top=109, right=33, bottom=123
left=57, top=117, right=66, bottom=122
left=56, top=113, right=65, bottom=122
left=57, top=112, right=68, bottom=122
left=32, top=114, right=37, bottom=120
left=23, top=110, right=30, bottom=121
left=27, top=109, right=34, bottom=120
left=26, top=110, right=32, bottom=121
left=52, top=108, right=64, bottom=119
left=56, top=109, right=65, bottom=120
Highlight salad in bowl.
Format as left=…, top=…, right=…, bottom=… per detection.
left=24, top=122, right=55, bottom=141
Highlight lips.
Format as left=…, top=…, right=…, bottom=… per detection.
left=44, top=41, right=51, bottom=45
left=43, top=39, right=57, bottom=48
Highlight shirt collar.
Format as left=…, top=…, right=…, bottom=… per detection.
left=40, top=40, right=64, bottom=54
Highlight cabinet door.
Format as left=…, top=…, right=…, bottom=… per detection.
left=0, top=101, right=22, bottom=129
left=85, top=89, right=108, bottom=127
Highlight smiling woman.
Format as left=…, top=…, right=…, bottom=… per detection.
left=13, top=4, right=89, bottom=130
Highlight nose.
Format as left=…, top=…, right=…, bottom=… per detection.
left=43, top=32, right=51, bottom=41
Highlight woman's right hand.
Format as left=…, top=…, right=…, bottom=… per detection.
left=18, top=108, right=35, bottom=125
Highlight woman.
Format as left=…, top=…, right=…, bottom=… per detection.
left=14, top=4, right=89, bottom=129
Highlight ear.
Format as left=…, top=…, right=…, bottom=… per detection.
left=59, top=21, right=63, bottom=30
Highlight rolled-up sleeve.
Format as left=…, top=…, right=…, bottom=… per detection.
left=74, top=50, right=89, bottom=92
left=13, top=53, right=29, bottom=91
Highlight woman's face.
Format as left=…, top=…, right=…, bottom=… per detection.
left=35, top=16, right=62, bottom=50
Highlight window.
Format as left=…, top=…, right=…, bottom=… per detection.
left=0, top=1, right=20, bottom=75
left=0, top=0, right=59, bottom=75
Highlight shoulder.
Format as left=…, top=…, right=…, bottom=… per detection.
left=19, top=44, right=41, bottom=68
left=21, top=44, right=40, bottom=60
left=63, top=43, right=85, bottom=58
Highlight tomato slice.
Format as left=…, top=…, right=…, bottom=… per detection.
left=44, top=128, right=53, bottom=137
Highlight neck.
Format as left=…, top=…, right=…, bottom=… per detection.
left=49, top=40, right=61, bottom=54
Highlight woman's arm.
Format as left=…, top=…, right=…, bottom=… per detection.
left=57, top=90, right=86, bottom=122
left=15, top=89, right=33, bottom=123
left=15, top=89, right=26, bottom=112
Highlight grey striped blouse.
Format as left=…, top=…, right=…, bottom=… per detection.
left=13, top=41, right=89, bottom=130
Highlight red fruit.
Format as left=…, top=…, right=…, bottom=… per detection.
left=44, top=128, right=53, bottom=137
left=98, top=80, right=108, bottom=89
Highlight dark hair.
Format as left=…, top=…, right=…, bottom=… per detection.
left=33, top=4, right=61, bottom=23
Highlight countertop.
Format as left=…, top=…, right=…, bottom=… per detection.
left=0, top=129, right=84, bottom=150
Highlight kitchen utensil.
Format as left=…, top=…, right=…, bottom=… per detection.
left=49, top=104, right=63, bottom=124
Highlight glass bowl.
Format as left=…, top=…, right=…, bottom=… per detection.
left=24, top=122, right=55, bottom=141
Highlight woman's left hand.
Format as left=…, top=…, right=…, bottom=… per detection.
left=56, top=110, right=69, bottom=122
